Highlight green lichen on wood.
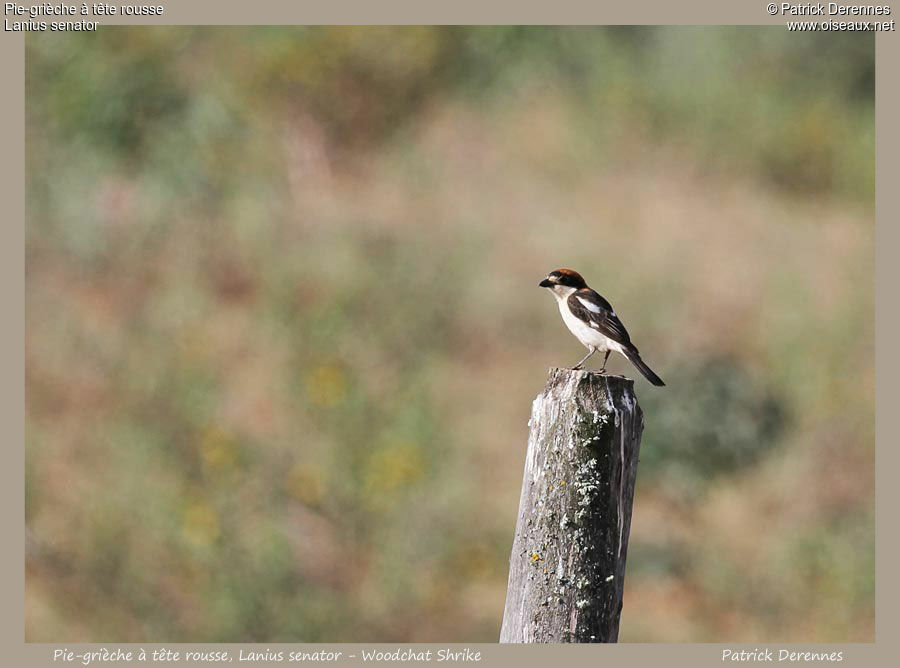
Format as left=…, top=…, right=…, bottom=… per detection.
left=500, top=369, right=643, bottom=643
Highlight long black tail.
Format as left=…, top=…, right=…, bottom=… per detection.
left=623, top=348, right=665, bottom=386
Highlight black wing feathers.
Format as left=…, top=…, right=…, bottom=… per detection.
left=564, top=286, right=665, bottom=386
left=566, top=288, right=633, bottom=347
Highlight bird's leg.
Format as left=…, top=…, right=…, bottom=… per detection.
left=572, top=347, right=596, bottom=370
left=599, top=350, right=611, bottom=373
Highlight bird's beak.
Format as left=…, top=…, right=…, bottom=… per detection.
left=539, top=279, right=553, bottom=288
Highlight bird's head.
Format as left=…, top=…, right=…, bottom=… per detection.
left=539, top=268, right=587, bottom=298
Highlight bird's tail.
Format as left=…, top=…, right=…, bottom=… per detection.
left=623, top=348, right=665, bottom=387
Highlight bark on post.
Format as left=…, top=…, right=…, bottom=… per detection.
left=500, top=368, right=644, bottom=643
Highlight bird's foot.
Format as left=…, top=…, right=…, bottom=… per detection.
left=571, top=364, right=585, bottom=371
left=599, top=366, right=607, bottom=374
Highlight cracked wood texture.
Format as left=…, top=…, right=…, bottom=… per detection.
left=499, top=368, right=644, bottom=643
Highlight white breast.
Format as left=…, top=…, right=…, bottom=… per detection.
left=558, top=299, right=612, bottom=352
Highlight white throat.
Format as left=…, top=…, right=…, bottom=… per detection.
left=548, top=285, right=577, bottom=303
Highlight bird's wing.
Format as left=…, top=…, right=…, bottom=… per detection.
left=567, top=289, right=633, bottom=347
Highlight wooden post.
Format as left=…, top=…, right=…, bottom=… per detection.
left=499, top=368, right=644, bottom=643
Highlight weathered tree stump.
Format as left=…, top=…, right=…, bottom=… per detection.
left=499, top=368, right=644, bottom=643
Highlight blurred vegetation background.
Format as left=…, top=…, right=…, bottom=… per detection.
left=25, top=27, right=874, bottom=642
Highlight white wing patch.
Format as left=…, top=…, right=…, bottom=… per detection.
left=577, top=296, right=603, bottom=314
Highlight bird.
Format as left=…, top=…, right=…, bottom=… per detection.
left=539, top=268, right=665, bottom=386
